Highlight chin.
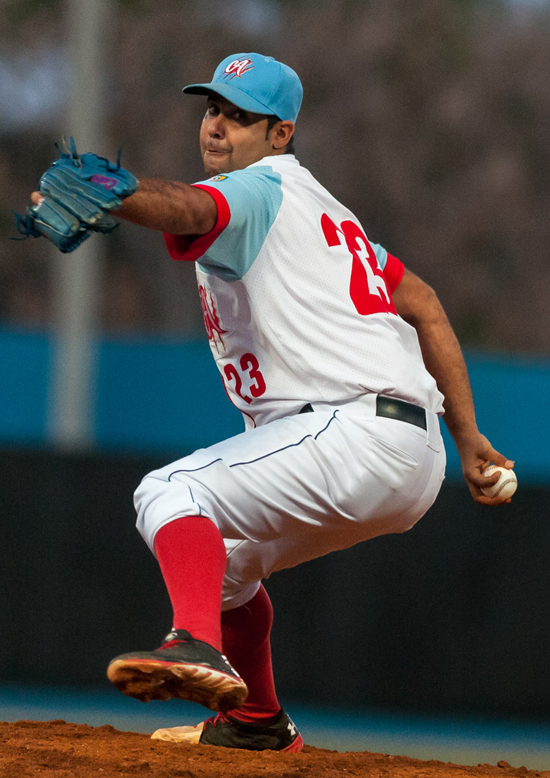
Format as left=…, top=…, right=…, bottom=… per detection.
left=203, top=155, right=231, bottom=178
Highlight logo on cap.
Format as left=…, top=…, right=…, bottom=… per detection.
left=223, top=58, right=254, bottom=80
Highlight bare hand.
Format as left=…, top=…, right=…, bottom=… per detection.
left=457, top=432, right=515, bottom=506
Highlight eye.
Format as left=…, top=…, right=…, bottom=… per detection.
left=233, top=110, right=251, bottom=125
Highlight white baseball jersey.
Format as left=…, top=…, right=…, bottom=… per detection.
left=165, top=154, right=445, bottom=428
left=137, top=154, right=447, bottom=608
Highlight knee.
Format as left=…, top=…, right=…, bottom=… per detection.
left=134, top=476, right=166, bottom=553
left=133, top=474, right=203, bottom=554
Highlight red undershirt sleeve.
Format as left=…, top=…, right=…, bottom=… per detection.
left=383, top=253, right=405, bottom=293
left=163, top=184, right=231, bottom=262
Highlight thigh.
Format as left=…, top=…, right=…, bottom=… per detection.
left=221, top=436, right=445, bottom=611
left=136, top=405, right=442, bottom=557
left=136, top=409, right=345, bottom=549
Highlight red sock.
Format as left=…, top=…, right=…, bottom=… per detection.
left=222, top=584, right=280, bottom=722
left=154, top=516, right=226, bottom=652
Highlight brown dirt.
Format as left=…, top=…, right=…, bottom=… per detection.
left=0, top=720, right=548, bottom=778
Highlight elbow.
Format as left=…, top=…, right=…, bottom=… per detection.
left=398, top=278, right=441, bottom=328
left=416, top=282, right=439, bottom=314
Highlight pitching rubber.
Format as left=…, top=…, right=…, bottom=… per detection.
left=106, top=658, right=248, bottom=712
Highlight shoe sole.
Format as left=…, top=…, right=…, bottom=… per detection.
left=282, top=733, right=304, bottom=753
left=106, top=658, right=248, bottom=712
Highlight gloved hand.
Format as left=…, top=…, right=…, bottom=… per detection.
left=15, top=137, right=138, bottom=253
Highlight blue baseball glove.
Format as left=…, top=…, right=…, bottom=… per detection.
left=15, top=138, right=138, bottom=253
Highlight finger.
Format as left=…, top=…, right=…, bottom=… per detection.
left=467, top=481, right=511, bottom=506
left=31, top=191, right=44, bottom=205
left=466, top=466, right=500, bottom=489
left=485, top=448, right=515, bottom=469
left=470, top=470, right=500, bottom=488
left=473, top=493, right=512, bottom=507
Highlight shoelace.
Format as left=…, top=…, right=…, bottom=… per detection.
left=206, top=713, right=231, bottom=729
left=158, top=639, right=189, bottom=650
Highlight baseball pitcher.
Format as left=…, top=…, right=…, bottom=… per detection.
left=25, top=53, right=514, bottom=753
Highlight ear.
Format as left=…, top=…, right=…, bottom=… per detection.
left=270, top=120, right=295, bottom=150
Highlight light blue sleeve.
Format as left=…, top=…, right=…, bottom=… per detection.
left=195, top=166, right=283, bottom=281
left=370, top=242, right=388, bottom=270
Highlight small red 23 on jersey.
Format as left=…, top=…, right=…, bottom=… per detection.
left=224, top=352, right=267, bottom=405
left=321, top=213, right=396, bottom=316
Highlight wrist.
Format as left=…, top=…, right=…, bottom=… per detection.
left=447, top=423, right=481, bottom=450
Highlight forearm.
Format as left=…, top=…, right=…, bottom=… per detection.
left=392, top=270, right=514, bottom=504
left=114, top=178, right=217, bottom=235
left=414, top=302, right=478, bottom=445
left=393, top=272, right=478, bottom=446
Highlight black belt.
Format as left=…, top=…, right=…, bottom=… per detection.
left=299, top=396, right=427, bottom=431
left=375, top=395, right=426, bottom=430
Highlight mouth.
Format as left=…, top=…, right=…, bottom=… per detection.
left=205, top=148, right=229, bottom=156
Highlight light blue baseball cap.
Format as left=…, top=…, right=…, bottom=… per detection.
left=183, top=53, right=303, bottom=123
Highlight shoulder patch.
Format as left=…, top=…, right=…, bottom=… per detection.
left=209, top=175, right=228, bottom=182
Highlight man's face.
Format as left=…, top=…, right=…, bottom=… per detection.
left=199, top=95, right=274, bottom=176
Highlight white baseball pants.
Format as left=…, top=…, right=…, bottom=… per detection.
left=135, top=394, right=446, bottom=611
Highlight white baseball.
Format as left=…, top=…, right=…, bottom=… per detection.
left=481, top=465, right=517, bottom=499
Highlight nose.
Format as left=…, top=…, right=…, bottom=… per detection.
left=207, top=112, right=225, bottom=138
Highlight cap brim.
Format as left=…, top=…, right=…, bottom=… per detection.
left=183, top=82, right=275, bottom=116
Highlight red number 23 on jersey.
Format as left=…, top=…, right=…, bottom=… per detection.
left=321, top=213, right=396, bottom=316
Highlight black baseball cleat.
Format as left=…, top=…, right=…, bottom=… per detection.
left=151, top=708, right=304, bottom=752
left=106, top=629, right=248, bottom=712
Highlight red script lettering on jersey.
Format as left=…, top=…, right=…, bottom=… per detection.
left=199, top=285, right=228, bottom=354
left=321, top=213, right=396, bottom=316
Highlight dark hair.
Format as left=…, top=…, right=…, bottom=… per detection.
left=266, top=114, right=295, bottom=155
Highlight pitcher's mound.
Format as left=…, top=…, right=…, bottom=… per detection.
left=1, top=719, right=548, bottom=778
